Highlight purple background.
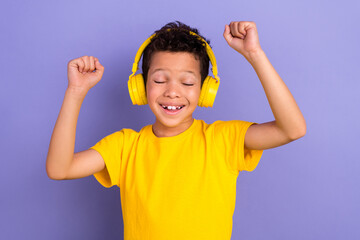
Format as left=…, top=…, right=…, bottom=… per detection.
left=1, top=0, right=359, bottom=239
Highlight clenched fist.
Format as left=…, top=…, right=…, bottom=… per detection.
left=67, top=56, right=104, bottom=93
left=223, top=21, right=262, bottom=59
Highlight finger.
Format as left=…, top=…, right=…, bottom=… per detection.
left=77, top=58, right=85, bottom=73
left=95, top=58, right=103, bottom=70
left=82, top=56, right=90, bottom=72
left=223, top=24, right=233, bottom=44
left=89, top=56, right=95, bottom=72
left=243, top=22, right=257, bottom=36
left=94, top=60, right=104, bottom=76
left=245, top=21, right=257, bottom=31
left=237, top=22, right=246, bottom=39
left=230, top=22, right=237, bottom=37
left=230, top=22, right=243, bottom=39
left=238, top=22, right=247, bottom=36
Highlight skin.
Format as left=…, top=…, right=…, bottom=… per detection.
left=46, top=21, right=306, bottom=180
left=146, top=21, right=306, bottom=148
left=146, top=51, right=202, bottom=137
left=46, top=56, right=105, bottom=180
left=223, top=21, right=306, bottom=150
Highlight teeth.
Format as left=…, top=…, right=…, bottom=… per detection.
left=161, top=105, right=183, bottom=110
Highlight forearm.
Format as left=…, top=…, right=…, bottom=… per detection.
left=247, top=50, right=306, bottom=139
left=46, top=87, right=87, bottom=179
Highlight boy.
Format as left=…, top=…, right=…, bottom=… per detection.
left=46, top=21, right=306, bottom=239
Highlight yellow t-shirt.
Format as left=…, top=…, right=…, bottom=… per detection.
left=89, top=119, right=263, bottom=240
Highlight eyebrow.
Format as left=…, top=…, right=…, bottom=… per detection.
left=150, top=68, right=196, bottom=77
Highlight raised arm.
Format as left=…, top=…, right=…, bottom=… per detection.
left=223, top=21, right=306, bottom=150
left=46, top=56, right=105, bottom=180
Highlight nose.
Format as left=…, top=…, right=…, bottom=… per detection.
left=164, top=82, right=180, bottom=98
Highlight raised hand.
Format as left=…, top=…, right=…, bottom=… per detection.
left=223, top=21, right=262, bottom=59
left=67, top=56, right=104, bottom=93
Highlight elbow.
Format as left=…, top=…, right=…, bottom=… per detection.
left=46, top=162, right=66, bottom=180
left=46, top=170, right=64, bottom=181
left=288, top=123, right=307, bottom=141
left=47, top=173, right=65, bottom=181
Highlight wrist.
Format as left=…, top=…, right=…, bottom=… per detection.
left=245, top=49, right=265, bottom=65
left=66, top=87, right=88, bottom=99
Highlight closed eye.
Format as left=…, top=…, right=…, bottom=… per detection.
left=183, top=83, right=194, bottom=86
left=154, top=81, right=165, bottom=84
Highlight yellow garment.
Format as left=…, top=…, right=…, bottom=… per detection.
left=89, top=119, right=263, bottom=240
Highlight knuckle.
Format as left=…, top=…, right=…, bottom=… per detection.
left=68, top=59, right=76, bottom=67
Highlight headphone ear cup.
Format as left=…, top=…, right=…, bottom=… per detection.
left=198, top=76, right=220, bottom=107
left=128, top=74, right=148, bottom=105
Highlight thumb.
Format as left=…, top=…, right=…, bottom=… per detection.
left=223, top=24, right=233, bottom=45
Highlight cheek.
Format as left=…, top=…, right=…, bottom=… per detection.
left=146, top=85, right=159, bottom=103
left=189, top=87, right=201, bottom=100
left=145, top=81, right=150, bottom=98
left=146, top=89, right=154, bottom=103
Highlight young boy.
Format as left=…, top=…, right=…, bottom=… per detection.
left=46, top=21, right=306, bottom=239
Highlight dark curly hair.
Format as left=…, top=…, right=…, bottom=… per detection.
left=141, top=21, right=211, bottom=88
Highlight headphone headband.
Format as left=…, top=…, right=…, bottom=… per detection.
left=129, top=30, right=220, bottom=82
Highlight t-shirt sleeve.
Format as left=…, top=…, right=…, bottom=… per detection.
left=213, top=120, right=264, bottom=174
left=88, top=130, right=124, bottom=188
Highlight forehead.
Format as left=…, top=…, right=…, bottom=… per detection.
left=148, top=51, right=201, bottom=77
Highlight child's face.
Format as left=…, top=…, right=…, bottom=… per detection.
left=146, top=51, right=202, bottom=136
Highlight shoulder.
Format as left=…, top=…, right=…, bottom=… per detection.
left=94, top=127, right=142, bottom=144
left=106, top=128, right=139, bottom=137
left=195, top=119, right=254, bottom=139
left=203, top=119, right=254, bottom=132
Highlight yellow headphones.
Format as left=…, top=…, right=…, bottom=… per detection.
left=128, top=31, right=220, bottom=107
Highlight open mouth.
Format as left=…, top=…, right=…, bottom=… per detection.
left=159, top=104, right=185, bottom=115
